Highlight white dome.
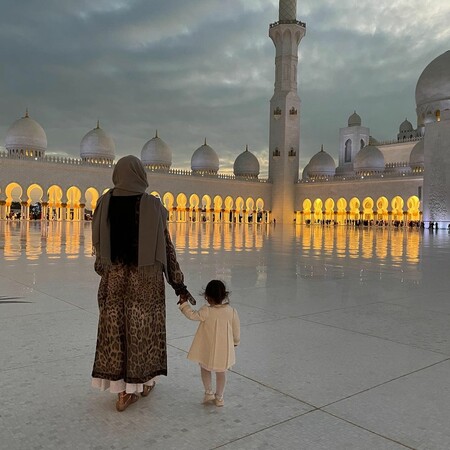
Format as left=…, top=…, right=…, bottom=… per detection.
left=5, top=111, right=47, bottom=155
left=307, top=146, right=336, bottom=178
left=191, top=140, right=219, bottom=174
left=409, top=139, right=424, bottom=169
left=399, top=118, right=413, bottom=133
left=348, top=111, right=362, bottom=127
left=80, top=122, right=115, bottom=163
left=141, top=131, right=172, bottom=170
left=354, top=145, right=385, bottom=173
left=233, top=146, right=260, bottom=178
left=416, top=51, right=450, bottom=108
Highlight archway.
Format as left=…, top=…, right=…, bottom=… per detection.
left=303, top=198, right=312, bottom=224
left=362, top=197, right=374, bottom=223
left=47, top=185, right=63, bottom=221
left=213, top=195, right=223, bottom=223
left=313, top=198, right=323, bottom=223
left=189, top=194, right=200, bottom=222
left=176, top=193, right=188, bottom=222
left=376, top=196, right=389, bottom=224
left=256, top=198, right=265, bottom=223
left=85, top=188, right=100, bottom=220
left=336, top=197, right=347, bottom=225
left=201, top=195, right=212, bottom=222
left=246, top=197, right=255, bottom=223
left=66, top=186, right=82, bottom=221
left=224, top=196, right=234, bottom=223
left=235, top=197, right=244, bottom=223
left=349, top=197, right=360, bottom=222
left=407, top=196, right=420, bottom=224
left=163, top=192, right=175, bottom=222
left=324, top=198, right=334, bottom=223
left=27, top=183, right=44, bottom=220
left=391, top=196, right=405, bottom=224
left=5, top=182, right=23, bottom=219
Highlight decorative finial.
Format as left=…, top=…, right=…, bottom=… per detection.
left=24, top=108, right=29, bottom=118
left=246, top=144, right=249, bottom=151
left=155, top=129, right=158, bottom=138
left=96, top=119, right=100, bottom=129
left=321, top=144, right=324, bottom=152
left=204, top=138, right=207, bottom=146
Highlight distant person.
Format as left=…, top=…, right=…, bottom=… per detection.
left=178, top=280, right=240, bottom=407
left=91, top=155, right=192, bottom=412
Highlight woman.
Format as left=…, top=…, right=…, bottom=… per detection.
left=91, top=155, right=190, bottom=412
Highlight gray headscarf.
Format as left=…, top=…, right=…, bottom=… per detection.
left=92, top=155, right=168, bottom=273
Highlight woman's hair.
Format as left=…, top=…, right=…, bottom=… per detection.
left=202, top=279, right=229, bottom=305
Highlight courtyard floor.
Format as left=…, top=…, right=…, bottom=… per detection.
left=1, top=221, right=450, bottom=450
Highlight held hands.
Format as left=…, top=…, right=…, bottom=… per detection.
left=177, top=293, right=188, bottom=305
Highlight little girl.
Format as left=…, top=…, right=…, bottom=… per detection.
left=178, top=280, right=240, bottom=407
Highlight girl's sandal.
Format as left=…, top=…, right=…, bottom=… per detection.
left=141, top=381, right=156, bottom=397
left=116, top=392, right=139, bottom=412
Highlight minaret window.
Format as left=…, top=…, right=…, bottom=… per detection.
left=345, top=139, right=352, bottom=162
left=360, top=139, right=365, bottom=150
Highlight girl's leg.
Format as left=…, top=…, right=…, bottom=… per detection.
left=201, top=367, right=215, bottom=403
left=215, top=371, right=226, bottom=398
left=200, top=367, right=212, bottom=392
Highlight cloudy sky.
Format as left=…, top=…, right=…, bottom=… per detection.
left=0, top=0, right=449, bottom=176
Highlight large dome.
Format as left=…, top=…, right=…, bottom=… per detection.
left=416, top=51, right=450, bottom=125
left=416, top=51, right=450, bottom=108
left=354, top=145, right=385, bottom=174
left=141, top=131, right=172, bottom=171
left=5, top=111, right=47, bottom=158
left=306, top=146, right=335, bottom=179
left=348, top=111, right=362, bottom=127
left=409, top=139, right=424, bottom=172
left=80, top=121, right=115, bottom=164
left=233, top=146, right=260, bottom=178
left=191, top=139, right=219, bottom=174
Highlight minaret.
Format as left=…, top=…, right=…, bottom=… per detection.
left=269, top=0, right=306, bottom=223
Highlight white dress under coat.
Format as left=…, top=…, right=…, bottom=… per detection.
left=179, top=303, right=240, bottom=372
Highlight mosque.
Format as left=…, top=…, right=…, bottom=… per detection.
left=0, top=0, right=449, bottom=226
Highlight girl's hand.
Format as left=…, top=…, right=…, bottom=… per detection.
left=177, top=294, right=188, bottom=305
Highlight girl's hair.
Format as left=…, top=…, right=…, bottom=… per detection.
left=202, top=280, right=229, bottom=305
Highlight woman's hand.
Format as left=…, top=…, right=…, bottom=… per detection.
left=177, top=294, right=188, bottom=305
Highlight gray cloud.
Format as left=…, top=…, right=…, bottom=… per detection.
left=0, top=0, right=448, bottom=176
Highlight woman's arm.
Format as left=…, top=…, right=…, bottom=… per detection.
left=164, top=228, right=187, bottom=294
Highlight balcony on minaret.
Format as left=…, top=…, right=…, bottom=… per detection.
left=273, top=107, right=282, bottom=119
left=273, top=147, right=281, bottom=159
left=288, top=147, right=296, bottom=160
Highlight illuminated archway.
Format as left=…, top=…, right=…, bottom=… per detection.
left=362, top=197, right=374, bottom=222
left=391, top=196, right=405, bottom=223
left=85, top=188, right=99, bottom=220
left=246, top=197, right=255, bottom=223
left=176, top=193, right=188, bottom=222
left=224, top=196, right=234, bottom=223
left=407, top=196, right=420, bottom=223
left=66, top=186, right=82, bottom=221
left=47, top=185, right=63, bottom=221
left=336, top=197, right=347, bottom=225
left=189, top=194, right=200, bottom=222
left=255, top=198, right=265, bottom=223
left=324, top=198, right=334, bottom=223
left=213, top=195, right=223, bottom=223
left=5, top=183, right=23, bottom=219
left=303, top=198, right=312, bottom=224
left=349, top=197, right=360, bottom=221
left=313, top=198, right=323, bottom=223
left=150, top=190, right=161, bottom=198
left=376, top=196, right=389, bottom=223
left=235, top=197, right=244, bottom=223
left=27, top=184, right=44, bottom=220
left=163, top=192, right=175, bottom=221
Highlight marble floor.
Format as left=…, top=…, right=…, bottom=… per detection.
left=1, top=221, right=450, bottom=450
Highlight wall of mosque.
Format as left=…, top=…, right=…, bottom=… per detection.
left=0, top=156, right=273, bottom=223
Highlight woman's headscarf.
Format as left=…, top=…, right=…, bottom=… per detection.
left=92, top=155, right=168, bottom=272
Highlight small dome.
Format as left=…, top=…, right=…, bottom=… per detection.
left=354, top=145, right=385, bottom=174
left=399, top=118, right=413, bottom=133
left=416, top=51, right=450, bottom=108
left=233, top=146, right=260, bottom=178
left=5, top=110, right=47, bottom=157
left=80, top=121, right=115, bottom=164
left=307, top=146, right=336, bottom=178
left=348, top=111, right=362, bottom=127
left=141, top=131, right=172, bottom=171
left=409, top=139, right=424, bottom=170
left=191, top=139, right=219, bottom=174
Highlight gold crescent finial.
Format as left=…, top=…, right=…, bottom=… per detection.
left=204, top=138, right=207, bottom=145
left=96, top=119, right=100, bottom=129
left=155, top=129, right=158, bottom=138
left=24, top=108, right=29, bottom=118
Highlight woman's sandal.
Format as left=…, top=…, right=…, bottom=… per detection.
left=141, top=381, right=156, bottom=397
left=116, top=392, right=139, bottom=412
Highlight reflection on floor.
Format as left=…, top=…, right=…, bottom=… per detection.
left=1, top=222, right=449, bottom=449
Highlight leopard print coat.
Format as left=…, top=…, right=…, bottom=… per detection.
left=92, top=229, right=184, bottom=383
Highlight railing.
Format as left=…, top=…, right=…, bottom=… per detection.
left=298, top=170, right=423, bottom=183
left=270, top=20, right=306, bottom=28
left=376, top=136, right=422, bottom=146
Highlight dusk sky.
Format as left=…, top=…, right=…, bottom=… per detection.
left=0, top=0, right=449, bottom=176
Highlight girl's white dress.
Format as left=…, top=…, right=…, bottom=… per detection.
left=179, top=303, right=240, bottom=371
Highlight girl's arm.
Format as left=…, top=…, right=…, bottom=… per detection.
left=232, top=308, right=240, bottom=346
left=179, top=303, right=209, bottom=321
